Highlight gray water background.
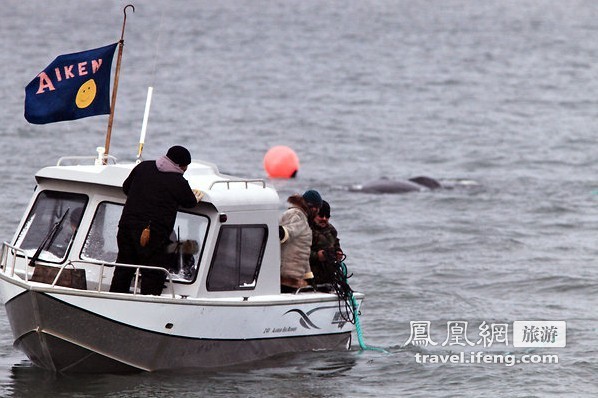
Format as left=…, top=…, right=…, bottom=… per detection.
left=0, top=1, right=597, bottom=396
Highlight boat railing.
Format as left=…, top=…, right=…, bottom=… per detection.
left=68, top=259, right=176, bottom=298
left=0, top=242, right=176, bottom=298
left=0, top=242, right=30, bottom=279
left=56, top=155, right=118, bottom=166
left=209, top=179, right=266, bottom=190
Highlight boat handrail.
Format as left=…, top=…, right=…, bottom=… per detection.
left=56, top=155, right=118, bottom=166
left=294, top=285, right=317, bottom=294
left=0, top=242, right=30, bottom=279
left=209, top=179, right=266, bottom=190
left=0, top=244, right=176, bottom=298
left=68, top=259, right=175, bottom=298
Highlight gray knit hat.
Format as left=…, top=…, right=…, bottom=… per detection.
left=302, top=189, right=322, bottom=208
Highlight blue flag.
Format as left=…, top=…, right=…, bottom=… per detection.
left=25, top=43, right=118, bottom=124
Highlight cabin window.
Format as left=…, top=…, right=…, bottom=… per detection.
left=81, top=202, right=122, bottom=263
left=14, top=190, right=87, bottom=263
left=166, top=211, right=210, bottom=282
left=81, top=203, right=209, bottom=283
left=207, top=225, right=267, bottom=291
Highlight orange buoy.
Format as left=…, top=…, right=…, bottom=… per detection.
left=263, top=146, right=299, bottom=178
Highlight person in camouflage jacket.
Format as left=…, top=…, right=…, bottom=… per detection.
left=310, top=201, right=343, bottom=286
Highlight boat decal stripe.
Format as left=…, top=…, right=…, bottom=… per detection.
left=284, top=309, right=321, bottom=329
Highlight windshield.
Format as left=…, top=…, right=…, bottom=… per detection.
left=15, top=190, right=87, bottom=263
left=81, top=201, right=121, bottom=263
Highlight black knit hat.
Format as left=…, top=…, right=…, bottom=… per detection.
left=319, top=201, right=331, bottom=218
left=302, top=189, right=322, bottom=208
left=166, top=145, right=191, bottom=166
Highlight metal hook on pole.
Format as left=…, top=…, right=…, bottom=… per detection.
left=121, top=5, right=135, bottom=41
left=103, top=4, right=135, bottom=163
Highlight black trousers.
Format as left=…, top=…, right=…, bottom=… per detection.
left=109, top=225, right=169, bottom=295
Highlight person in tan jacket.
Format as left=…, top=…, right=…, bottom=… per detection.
left=279, top=190, right=322, bottom=292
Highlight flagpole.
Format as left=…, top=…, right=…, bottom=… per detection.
left=103, top=4, right=135, bottom=163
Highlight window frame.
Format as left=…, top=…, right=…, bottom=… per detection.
left=206, top=224, right=268, bottom=292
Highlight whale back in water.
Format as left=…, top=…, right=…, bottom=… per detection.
left=349, top=176, right=442, bottom=194
left=349, top=176, right=480, bottom=194
left=407, top=176, right=442, bottom=190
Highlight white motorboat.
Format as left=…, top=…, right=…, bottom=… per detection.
left=0, top=152, right=363, bottom=372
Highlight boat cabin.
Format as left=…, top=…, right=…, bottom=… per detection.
left=8, top=156, right=283, bottom=299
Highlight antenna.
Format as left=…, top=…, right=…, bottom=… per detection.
left=136, top=86, right=153, bottom=162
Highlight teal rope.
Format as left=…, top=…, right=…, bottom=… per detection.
left=339, top=262, right=388, bottom=353
left=350, top=295, right=389, bottom=353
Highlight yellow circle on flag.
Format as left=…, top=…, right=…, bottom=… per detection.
left=75, top=79, right=97, bottom=109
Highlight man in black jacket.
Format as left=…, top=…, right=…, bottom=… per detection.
left=109, top=145, right=200, bottom=295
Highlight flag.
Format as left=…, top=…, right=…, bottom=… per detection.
left=25, top=43, right=118, bottom=124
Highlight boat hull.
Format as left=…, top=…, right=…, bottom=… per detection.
left=4, top=289, right=354, bottom=373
